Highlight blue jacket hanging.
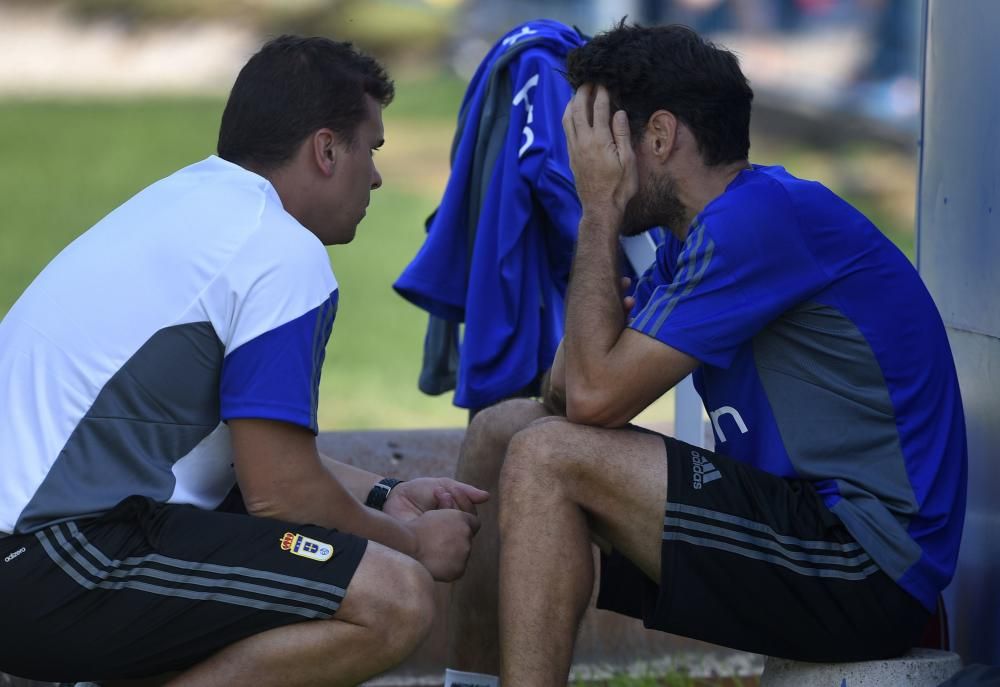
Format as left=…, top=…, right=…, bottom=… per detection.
left=394, top=20, right=585, bottom=410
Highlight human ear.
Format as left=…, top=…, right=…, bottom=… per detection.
left=646, top=111, right=678, bottom=159
left=312, top=129, right=337, bottom=176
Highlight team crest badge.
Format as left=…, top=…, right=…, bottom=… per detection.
left=280, top=532, right=333, bottom=562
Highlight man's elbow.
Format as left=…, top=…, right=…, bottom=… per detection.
left=565, top=384, right=630, bottom=428
left=241, top=490, right=292, bottom=521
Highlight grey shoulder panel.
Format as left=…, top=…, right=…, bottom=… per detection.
left=16, top=322, right=224, bottom=532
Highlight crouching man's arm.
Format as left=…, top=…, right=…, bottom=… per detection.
left=230, top=418, right=484, bottom=581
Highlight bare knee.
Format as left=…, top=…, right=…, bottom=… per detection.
left=499, top=418, right=574, bottom=509
left=499, top=418, right=620, bottom=513
left=457, top=399, right=549, bottom=488
left=338, top=544, right=436, bottom=660
left=467, top=398, right=551, bottom=457
left=505, top=415, right=572, bottom=469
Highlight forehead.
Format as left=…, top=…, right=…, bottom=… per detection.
left=359, top=95, right=384, bottom=141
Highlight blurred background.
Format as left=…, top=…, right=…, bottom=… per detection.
left=0, top=0, right=921, bottom=432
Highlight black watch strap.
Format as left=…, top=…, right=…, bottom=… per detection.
left=365, top=477, right=403, bottom=511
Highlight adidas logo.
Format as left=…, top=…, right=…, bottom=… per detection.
left=3, top=546, right=26, bottom=564
left=691, top=450, right=722, bottom=489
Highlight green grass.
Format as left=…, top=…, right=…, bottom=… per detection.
left=574, top=672, right=754, bottom=686
left=0, top=97, right=224, bottom=313
left=320, top=184, right=466, bottom=429
left=0, top=73, right=916, bottom=432
left=0, top=83, right=468, bottom=431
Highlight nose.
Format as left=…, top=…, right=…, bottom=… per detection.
left=371, top=165, right=382, bottom=191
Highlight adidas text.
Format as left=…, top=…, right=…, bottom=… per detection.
left=4, top=546, right=26, bottom=563
left=691, top=450, right=722, bottom=489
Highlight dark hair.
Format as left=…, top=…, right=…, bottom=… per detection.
left=566, top=22, right=752, bottom=166
left=217, top=35, right=394, bottom=170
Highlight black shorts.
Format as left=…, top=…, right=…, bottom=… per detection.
left=0, top=495, right=367, bottom=683
left=596, top=434, right=929, bottom=662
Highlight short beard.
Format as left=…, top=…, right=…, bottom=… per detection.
left=621, top=172, right=687, bottom=237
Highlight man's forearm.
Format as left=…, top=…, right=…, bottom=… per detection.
left=230, top=418, right=415, bottom=555
left=319, top=452, right=386, bottom=503
left=559, top=83, right=647, bottom=424
left=246, top=460, right=416, bottom=557
left=564, top=211, right=627, bottom=395
left=296, top=455, right=420, bottom=553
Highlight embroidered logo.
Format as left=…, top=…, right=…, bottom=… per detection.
left=691, top=449, right=722, bottom=490
left=280, top=532, right=333, bottom=562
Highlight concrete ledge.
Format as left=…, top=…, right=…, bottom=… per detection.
left=760, top=648, right=962, bottom=687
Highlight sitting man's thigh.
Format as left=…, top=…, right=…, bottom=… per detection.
left=591, top=433, right=929, bottom=662
left=503, top=417, right=669, bottom=582
left=0, top=496, right=367, bottom=682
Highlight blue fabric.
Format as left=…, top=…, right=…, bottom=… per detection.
left=394, top=20, right=584, bottom=409
left=630, top=165, right=967, bottom=610
left=220, top=291, right=338, bottom=434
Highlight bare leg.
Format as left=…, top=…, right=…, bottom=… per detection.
left=164, top=543, right=435, bottom=687
left=447, top=399, right=551, bottom=673
left=498, top=418, right=668, bottom=687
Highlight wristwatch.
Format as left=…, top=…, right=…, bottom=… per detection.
left=365, top=477, right=403, bottom=511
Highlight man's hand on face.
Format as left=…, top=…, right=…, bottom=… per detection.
left=562, top=83, right=639, bottom=223
left=383, top=477, right=489, bottom=522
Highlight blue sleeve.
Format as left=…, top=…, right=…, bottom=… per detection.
left=628, top=231, right=682, bottom=321
left=629, top=193, right=828, bottom=368
left=220, top=290, right=338, bottom=434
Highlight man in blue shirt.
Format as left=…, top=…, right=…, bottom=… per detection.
left=447, top=22, right=967, bottom=686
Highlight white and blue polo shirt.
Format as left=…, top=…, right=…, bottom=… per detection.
left=0, top=156, right=338, bottom=535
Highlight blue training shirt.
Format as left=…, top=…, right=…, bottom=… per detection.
left=630, top=165, right=967, bottom=611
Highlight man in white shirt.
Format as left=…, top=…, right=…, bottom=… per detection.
left=0, top=35, right=484, bottom=686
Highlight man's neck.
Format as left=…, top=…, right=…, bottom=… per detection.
left=675, top=160, right=751, bottom=241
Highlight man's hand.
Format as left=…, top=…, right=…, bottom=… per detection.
left=620, top=276, right=636, bottom=319
left=542, top=340, right=567, bottom=416
left=406, top=509, right=481, bottom=581
left=384, top=477, right=489, bottom=522
left=562, top=83, right=638, bottom=219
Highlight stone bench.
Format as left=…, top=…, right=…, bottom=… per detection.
left=759, top=648, right=962, bottom=687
